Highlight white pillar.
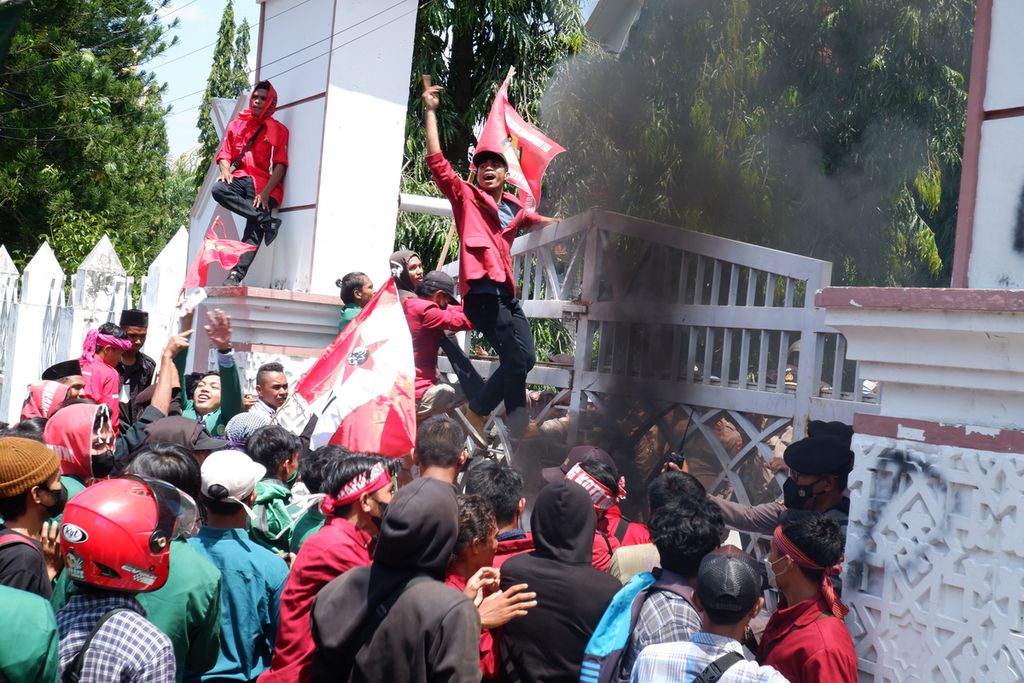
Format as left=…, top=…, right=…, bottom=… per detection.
left=139, top=227, right=189, bottom=362
left=68, top=235, right=130, bottom=356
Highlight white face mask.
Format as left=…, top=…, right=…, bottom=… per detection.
left=764, top=555, right=787, bottom=589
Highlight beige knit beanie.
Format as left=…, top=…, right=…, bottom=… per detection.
left=0, top=437, right=60, bottom=499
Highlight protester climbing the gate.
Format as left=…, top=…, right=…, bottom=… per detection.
left=422, top=74, right=557, bottom=438
left=757, top=512, right=857, bottom=682
left=632, top=553, right=791, bottom=683
left=403, top=271, right=475, bottom=420
left=212, top=80, right=289, bottom=287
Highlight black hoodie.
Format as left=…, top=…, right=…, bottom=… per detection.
left=499, top=480, right=622, bottom=682
left=310, top=478, right=481, bottom=683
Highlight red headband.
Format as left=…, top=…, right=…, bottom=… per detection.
left=81, top=329, right=133, bottom=362
left=321, top=463, right=391, bottom=515
left=772, top=525, right=849, bottom=619
left=564, top=463, right=626, bottom=512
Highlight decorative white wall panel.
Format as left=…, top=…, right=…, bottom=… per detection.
left=846, top=434, right=1024, bottom=682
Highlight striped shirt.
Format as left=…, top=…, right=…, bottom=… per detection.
left=632, top=632, right=790, bottom=683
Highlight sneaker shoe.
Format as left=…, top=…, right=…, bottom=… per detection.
left=261, top=217, right=283, bottom=246
left=459, top=407, right=490, bottom=445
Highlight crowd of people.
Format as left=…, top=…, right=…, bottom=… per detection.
left=0, top=74, right=863, bottom=682
left=0, top=313, right=861, bottom=683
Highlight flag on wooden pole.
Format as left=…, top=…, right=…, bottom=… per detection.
left=182, top=216, right=257, bottom=289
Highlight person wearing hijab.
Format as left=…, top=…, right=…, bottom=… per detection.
left=309, top=478, right=481, bottom=683
left=42, top=403, right=115, bottom=501
left=20, top=381, right=72, bottom=421
left=213, top=80, right=290, bottom=286
left=388, top=249, right=425, bottom=298
left=498, top=480, right=622, bottom=682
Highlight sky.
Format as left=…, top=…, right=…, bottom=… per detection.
left=154, top=0, right=600, bottom=159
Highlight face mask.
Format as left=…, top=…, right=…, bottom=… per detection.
left=370, top=499, right=389, bottom=533
left=92, top=450, right=115, bottom=479
left=40, top=484, right=68, bottom=518
left=782, top=477, right=820, bottom=510
left=764, top=555, right=787, bottom=589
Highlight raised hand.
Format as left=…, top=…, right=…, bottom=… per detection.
left=39, top=520, right=63, bottom=581
left=164, top=329, right=193, bottom=359
left=422, top=74, right=443, bottom=112
left=204, top=308, right=233, bottom=351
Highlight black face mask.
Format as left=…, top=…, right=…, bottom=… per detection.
left=40, top=484, right=68, bottom=518
left=782, top=477, right=821, bottom=510
left=92, top=450, right=115, bottom=479
left=370, top=500, right=389, bottom=533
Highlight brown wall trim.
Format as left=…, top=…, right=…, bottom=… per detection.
left=855, top=413, right=1024, bottom=454
left=952, top=0, right=994, bottom=288
left=278, top=203, right=316, bottom=214
left=984, top=106, right=1024, bottom=121
left=275, top=92, right=327, bottom=112
left=816, top=286, right=1024, bottom=312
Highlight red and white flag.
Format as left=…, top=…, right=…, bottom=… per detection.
left=475, top=67, right=566, bottom=211
left=182, top=216, right=257, bottom=289
left=276, top=278, right=416, bottom=457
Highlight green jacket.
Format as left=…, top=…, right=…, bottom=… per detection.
left=51, top=539, right=222, bottom=681
left=175, top=348, right=243, bottom=437
left=250, top=479, right=303, bottom=554
left=339, top=303, right=361, bottom=332
left=288, top=507, right=325, bottom=554
left=0, top=584, right=59, bottom=682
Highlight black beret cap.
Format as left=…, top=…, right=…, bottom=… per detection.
left=807, top=420, right=853, bottom=447
left=41, top=359, right=82, bottom=381
left=783, top=436, right=854, bottom=476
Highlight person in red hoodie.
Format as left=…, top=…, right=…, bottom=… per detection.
left=402, top=271, right=475, bottom=420
left=43, top=402, right=115, bottom=502
left=422, top=75, right=557, bottom=437
left=758, top=512, right=857, bottom=682
left=213, top=80, right=289, bottom=286
left=447, top=495, right=537, bottom=683
left=463, top=457, right=534, bottom=566
left=542, top=445, right=650, bottom=571
left=78, top=323, right=131, bottom=434
left=260, top=451, right=396, bottom=683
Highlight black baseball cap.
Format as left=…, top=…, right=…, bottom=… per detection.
left=421, top=271, right=459, bottom=302
left=696, top=553, right=762, bottom=617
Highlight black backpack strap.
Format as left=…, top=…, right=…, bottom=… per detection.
left=614, top=516, right=630, bottom=543
left=693, top=651, right=744, bottom=683
left=63, top=608, right=132, bottom=683
left=230, top=123, right=267, bottom=170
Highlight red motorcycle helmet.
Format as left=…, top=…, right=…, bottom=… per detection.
left=60, top=475, right=198, bottom=592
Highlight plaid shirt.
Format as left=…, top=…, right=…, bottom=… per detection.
left=620, top=585, right=702, bottom=681
left=57, top=593, right=175, bottom=682
left=632, top=632, right=790, bottom=683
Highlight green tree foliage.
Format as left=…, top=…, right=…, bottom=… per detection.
left=543, top=0, right=972, bottom=286
left=194, top=0, right=250, bottom=189
left=396, top=0, right=586, bottom=266
left=0, top=0, right=179, bottom=277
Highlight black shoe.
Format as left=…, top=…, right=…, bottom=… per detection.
left=222, top=271, right=243, bottom=286
left=262, top=217, right=283, bottom=246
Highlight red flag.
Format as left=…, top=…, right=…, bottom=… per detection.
left=182, top=216, right=257, bottom=289
left=475, top=67, right=566, bottom=211
left=276, top=278, right=416, bottom=457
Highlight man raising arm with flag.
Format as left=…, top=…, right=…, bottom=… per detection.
left=422, top=74, right=557, bottom=437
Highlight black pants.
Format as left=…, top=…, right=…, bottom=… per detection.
left=463, top=293, right=536, bottom=427
left=211, top=176, right=278, bottom=276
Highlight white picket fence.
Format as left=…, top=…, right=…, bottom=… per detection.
left=0, top=229, right=190, bottom=424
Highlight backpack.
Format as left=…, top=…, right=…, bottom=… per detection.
left=579, top=569, right=694, bottom=683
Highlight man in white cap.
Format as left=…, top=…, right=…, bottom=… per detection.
left=188, top=450, right=289, bottom=683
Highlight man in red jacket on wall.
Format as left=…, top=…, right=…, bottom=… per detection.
left=212, top=80, right=289, bottom=286
left=422, top=75, right=557, bottom=437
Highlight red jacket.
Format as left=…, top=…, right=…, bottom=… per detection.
left=216, top=83, right=289, bottom=204
left=261, top=516, right=373, bottom=683
left=402, top=296, right=473, bottom=398
left=445, top=569, right=499, bottom=682
left=79, top=357, right=120, bottom=434
left=426, top=152, right=544, bottom=296
left=758, top=595, right=858, bottom=683
left=592, top=506, right=649, bottom=571
left=493, top=532, right=534, bottom=568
